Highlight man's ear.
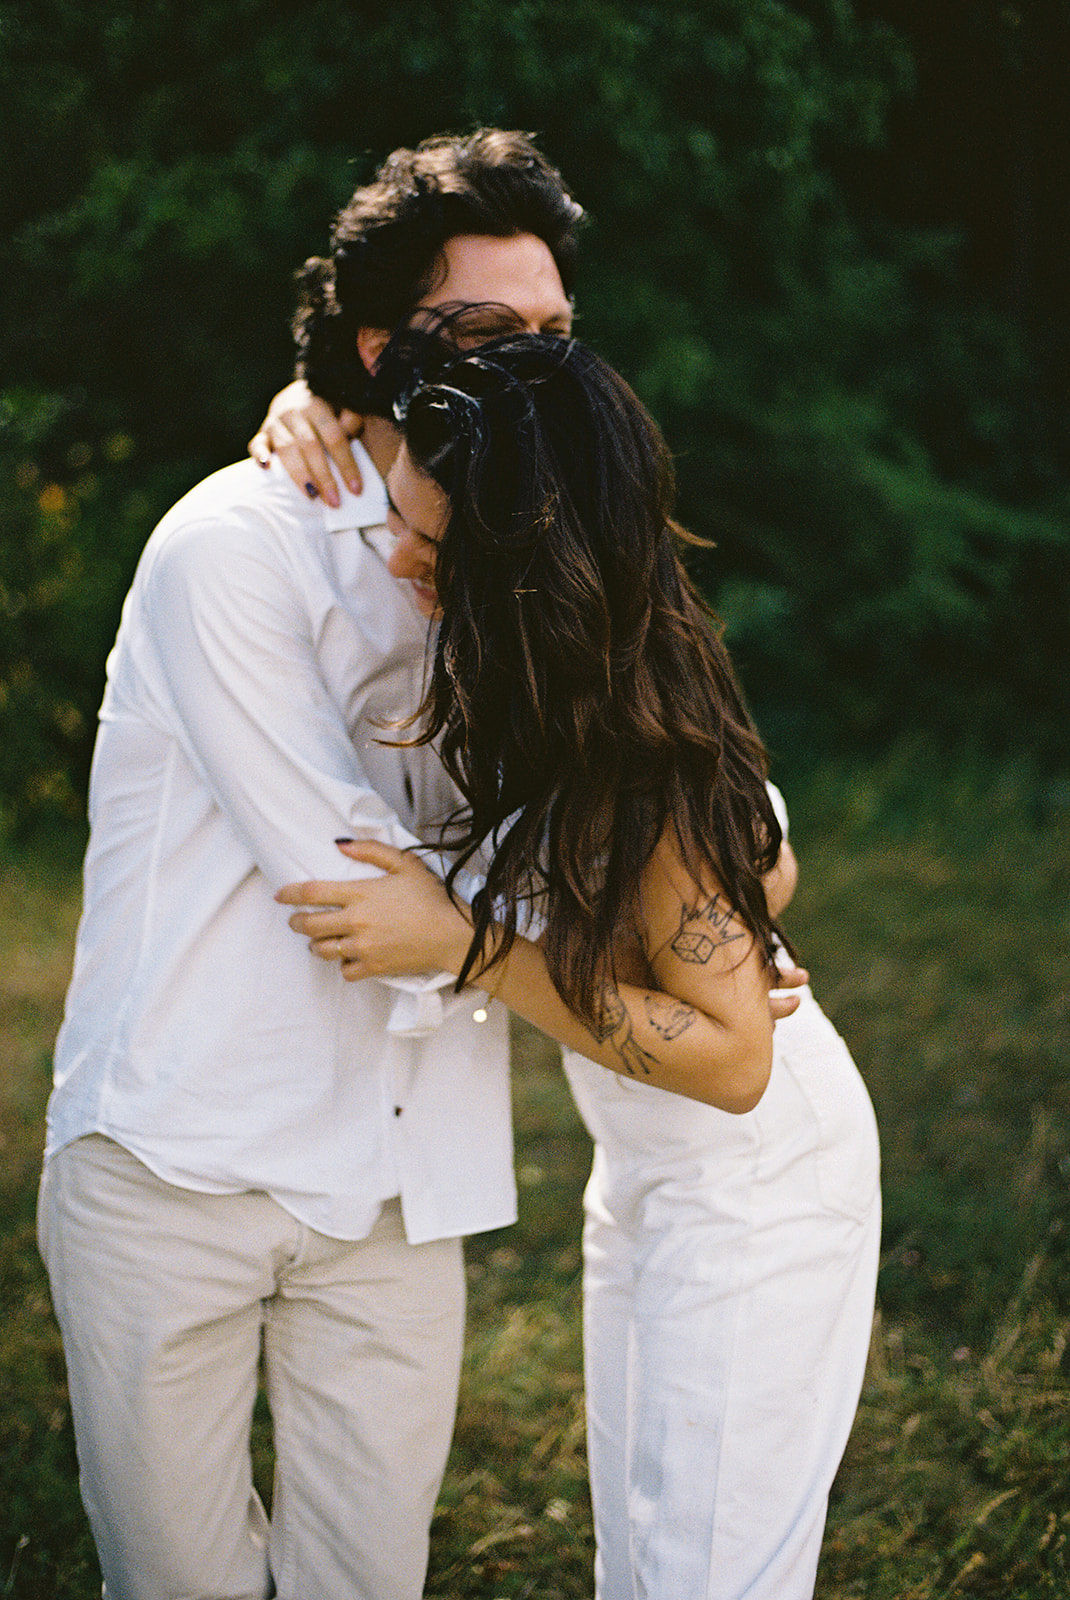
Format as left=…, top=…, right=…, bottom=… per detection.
left=356, top=327, right=391, bottom=373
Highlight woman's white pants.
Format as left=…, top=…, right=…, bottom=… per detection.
left=563, top=990, right=881, bottom=1600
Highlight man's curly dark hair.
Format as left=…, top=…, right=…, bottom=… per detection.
left=292, top=129, right=585, bottom=415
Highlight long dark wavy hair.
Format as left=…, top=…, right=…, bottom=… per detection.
left=394, top=333, right=787, bottom=1027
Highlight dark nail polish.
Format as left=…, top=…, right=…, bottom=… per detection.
left=305, top=482, right=319, bottom=500
left=334, top=837, right=354, bottom=845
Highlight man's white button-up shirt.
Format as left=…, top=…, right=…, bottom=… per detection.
left=48, top=453, right=515, bottom=1245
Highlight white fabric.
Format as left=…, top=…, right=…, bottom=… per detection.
left=47, top=453, right=514, bottom=1245
left=38, top=1134, right=465, bottom=1600
left=563, top=980, right=880, bottom=1597
left=766, top=778, right=790, bottom=837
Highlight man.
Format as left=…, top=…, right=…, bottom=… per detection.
left=40, top=129, right=584, bottom=1600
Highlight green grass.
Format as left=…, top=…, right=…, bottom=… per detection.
left=2, top=751, right=1068, bottom=1597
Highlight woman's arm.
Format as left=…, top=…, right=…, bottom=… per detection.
left=277, top=837, right=775, bottom=1112
left=248, top=380, right=366, bottom=506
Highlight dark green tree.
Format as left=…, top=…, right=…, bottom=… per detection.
left=0, top=0, right=1065, bottom=832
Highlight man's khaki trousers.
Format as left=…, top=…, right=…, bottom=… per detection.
left=38, top=1135, right=465, bottom=1600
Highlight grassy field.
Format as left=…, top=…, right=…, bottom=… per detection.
left=1, top=753, right=1068, bottom=1597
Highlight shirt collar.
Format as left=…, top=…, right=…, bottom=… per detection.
left=319, top=439, right=389, bottom=534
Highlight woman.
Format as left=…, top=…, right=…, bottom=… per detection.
left=279, top=334, right=881, bottom=1598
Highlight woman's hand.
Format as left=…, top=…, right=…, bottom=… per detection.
left=275, top=839, right=473, bottom=981
left=248, top=380, right=366, bottom=507
left=767, top=960, right=808, bottom=1020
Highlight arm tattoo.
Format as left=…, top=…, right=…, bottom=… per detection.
left=669, top=893, right=744, bottom=966
left=644, top=992, right=697, bottom=1041
left=589, top=987, right=626, bottom=1042
left=588, top=987, right=658, bottom=1077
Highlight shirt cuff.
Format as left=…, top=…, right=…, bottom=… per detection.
left=383, top=969, right=459, bottom=1038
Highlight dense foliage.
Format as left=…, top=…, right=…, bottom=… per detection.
left=1, top=0, right=1066, bottom=833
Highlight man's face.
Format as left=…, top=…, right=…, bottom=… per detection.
left=420, top=232, right=574, bottom=340
left=359, top=232, right=575, bottom=371
left=385, top=443, right=449, bottom=618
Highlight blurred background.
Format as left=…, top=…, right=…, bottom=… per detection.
left=1, top=0, right=1067, bottom=839
left=1, top=5, right=1068, bottom=1595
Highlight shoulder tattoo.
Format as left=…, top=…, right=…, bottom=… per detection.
left=669, top=893, right=744, bottom=966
